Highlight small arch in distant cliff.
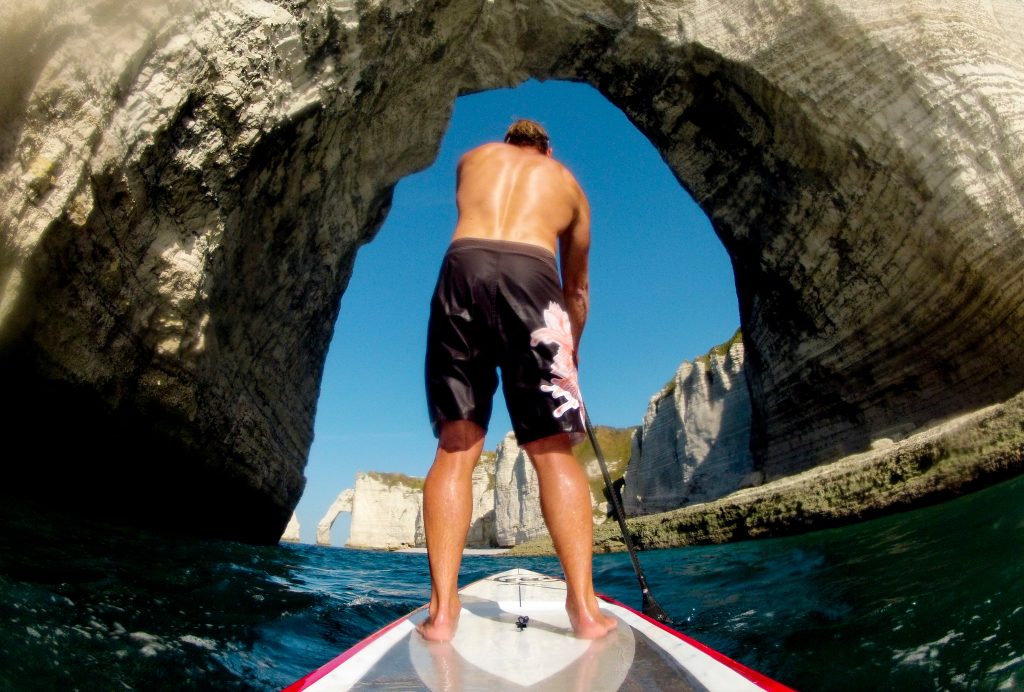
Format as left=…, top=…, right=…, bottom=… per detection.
left=316, top=488, right=354, bottom=547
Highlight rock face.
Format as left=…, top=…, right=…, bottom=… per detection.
left=623, top=334, right=759, bottom=515
left=346, top=473, right=424, bottom=550
left=493, top=434, right=546, bottom=547
left=586, top=390, right=1024, bottom=553
left=2, top=1, right=1022, bottom=542
left=493, top=428, right=633, bottom=546
left=466, top=452, right=498, bottom=547
left=280, top=512, right=301, bottom=543
left=317, top=456, right=495, bottom=548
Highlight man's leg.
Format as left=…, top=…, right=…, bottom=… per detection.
left=523, top=433, right=617, bottom=639
left=417, top=419, right=486, bottom=642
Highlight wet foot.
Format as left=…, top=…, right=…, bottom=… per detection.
left=566, top=600, right=618, bottom=639
left=416, top=599, right=462, bottom=642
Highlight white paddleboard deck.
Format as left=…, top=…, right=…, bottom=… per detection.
left=287, top=568, right=791, bottom=691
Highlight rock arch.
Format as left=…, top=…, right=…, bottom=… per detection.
left=1, top=0, right=1022, bottom=542
left=317, top=488, right=354, bottom=547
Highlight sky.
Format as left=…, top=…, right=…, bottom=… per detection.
left=293, top=79, right=740, bottom=545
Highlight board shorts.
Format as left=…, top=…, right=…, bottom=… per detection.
left=425, top=238, right=586, bottom=446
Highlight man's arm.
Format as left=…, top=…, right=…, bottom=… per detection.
left=559, top=185, right=591, bottom=361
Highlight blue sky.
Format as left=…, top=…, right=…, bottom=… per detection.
left=293, top=79, right=740, bottom=545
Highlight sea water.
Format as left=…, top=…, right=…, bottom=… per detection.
left=1, top=475, right=1021, bottom=691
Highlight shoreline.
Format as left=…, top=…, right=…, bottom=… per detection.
left=509, top=390, right=1024, bottom=556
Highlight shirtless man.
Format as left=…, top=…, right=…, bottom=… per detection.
left=419, top=119, right=617, bottom=641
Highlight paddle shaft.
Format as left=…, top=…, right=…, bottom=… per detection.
left=583, top=411, right=670, bottom=623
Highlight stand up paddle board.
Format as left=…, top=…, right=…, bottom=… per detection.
left=285, top=567, right=792, bottom=691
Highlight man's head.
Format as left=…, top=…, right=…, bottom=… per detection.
left=504, top=119, right=551, bottom=154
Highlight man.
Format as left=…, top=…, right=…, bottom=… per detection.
left=419, top=119, right=617, bottom=641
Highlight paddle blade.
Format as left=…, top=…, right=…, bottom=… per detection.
left=642, top=591, right=671, bottom=624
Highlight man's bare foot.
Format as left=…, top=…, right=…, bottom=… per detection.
left=416, top=599, right=462, bottom=642
left=566, top=599, right=618, bottom=639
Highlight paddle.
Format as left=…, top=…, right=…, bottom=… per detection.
left=583, top=410, right=670, bottom=623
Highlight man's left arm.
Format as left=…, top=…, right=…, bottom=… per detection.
left=559, top=187, right=591, bottom=362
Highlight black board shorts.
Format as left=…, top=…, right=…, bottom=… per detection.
left=425, top=238, right=586, bottom=445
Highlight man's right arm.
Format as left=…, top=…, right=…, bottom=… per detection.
left=559, top=185, right=591, bottom=361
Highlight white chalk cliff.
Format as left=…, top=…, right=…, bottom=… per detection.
left=337, top=473, right=421, bottom=549
left=316, top=457, right=496, bottom=548
left=493, top=434, right=546, bottom=547
left=466, top=452, right=498, bottom=547
left=482, top=430, right=633, bottom=547
left=280, top=512, right=301, bottom=543
left=623, top=336, right=759, bottom=515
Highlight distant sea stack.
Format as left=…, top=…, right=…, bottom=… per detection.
left=317, top=458, right=496, bottom=549
left=3, top=2, right=1022, bottom=543
left=347, top=472, right=426, bottom=550
left=280, top=513, right=301, bottom=544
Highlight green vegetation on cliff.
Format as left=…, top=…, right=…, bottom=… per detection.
left=365, top=471, right=425, bottom=491
left=694, top=328, right=743, bottom=366
left=573, top=425, right=636, bottom=519
left=662, top=329, right=743, bottom=395
left=574, top=425, right=634, bottom=471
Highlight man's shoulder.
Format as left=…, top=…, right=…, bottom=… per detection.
left=460, top=142, right=506, bottom=161
left=552, top=160, right=585, bottom=200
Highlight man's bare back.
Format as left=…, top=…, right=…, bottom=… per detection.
left=451, top=142, right=589, bottom=254
left=451, top=141, right=591, bottom=351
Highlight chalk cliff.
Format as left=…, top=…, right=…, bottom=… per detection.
left=467, top=452, right=498, bottom=547
left=3, top=1, right=1022, bottom=542
left=623, top=333, right=759, bottom=515
left=319, top=430, right=631, bottom=549
left=315, top=456, right=496, bottom=548
left=346, top=473, right=424, bottom=550
left=492, top=429, right=635, bottom=546
left=280, top=512, right=301, bottom=543
left=493, top=434, right=546, bottom=547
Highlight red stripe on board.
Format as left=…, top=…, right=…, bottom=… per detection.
left=282, top=606, right=423, bottom=691
left=597, top=593, right=796, bottom=692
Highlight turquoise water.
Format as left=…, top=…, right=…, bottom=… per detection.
left=1, top=475, right=1022, bottom=690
